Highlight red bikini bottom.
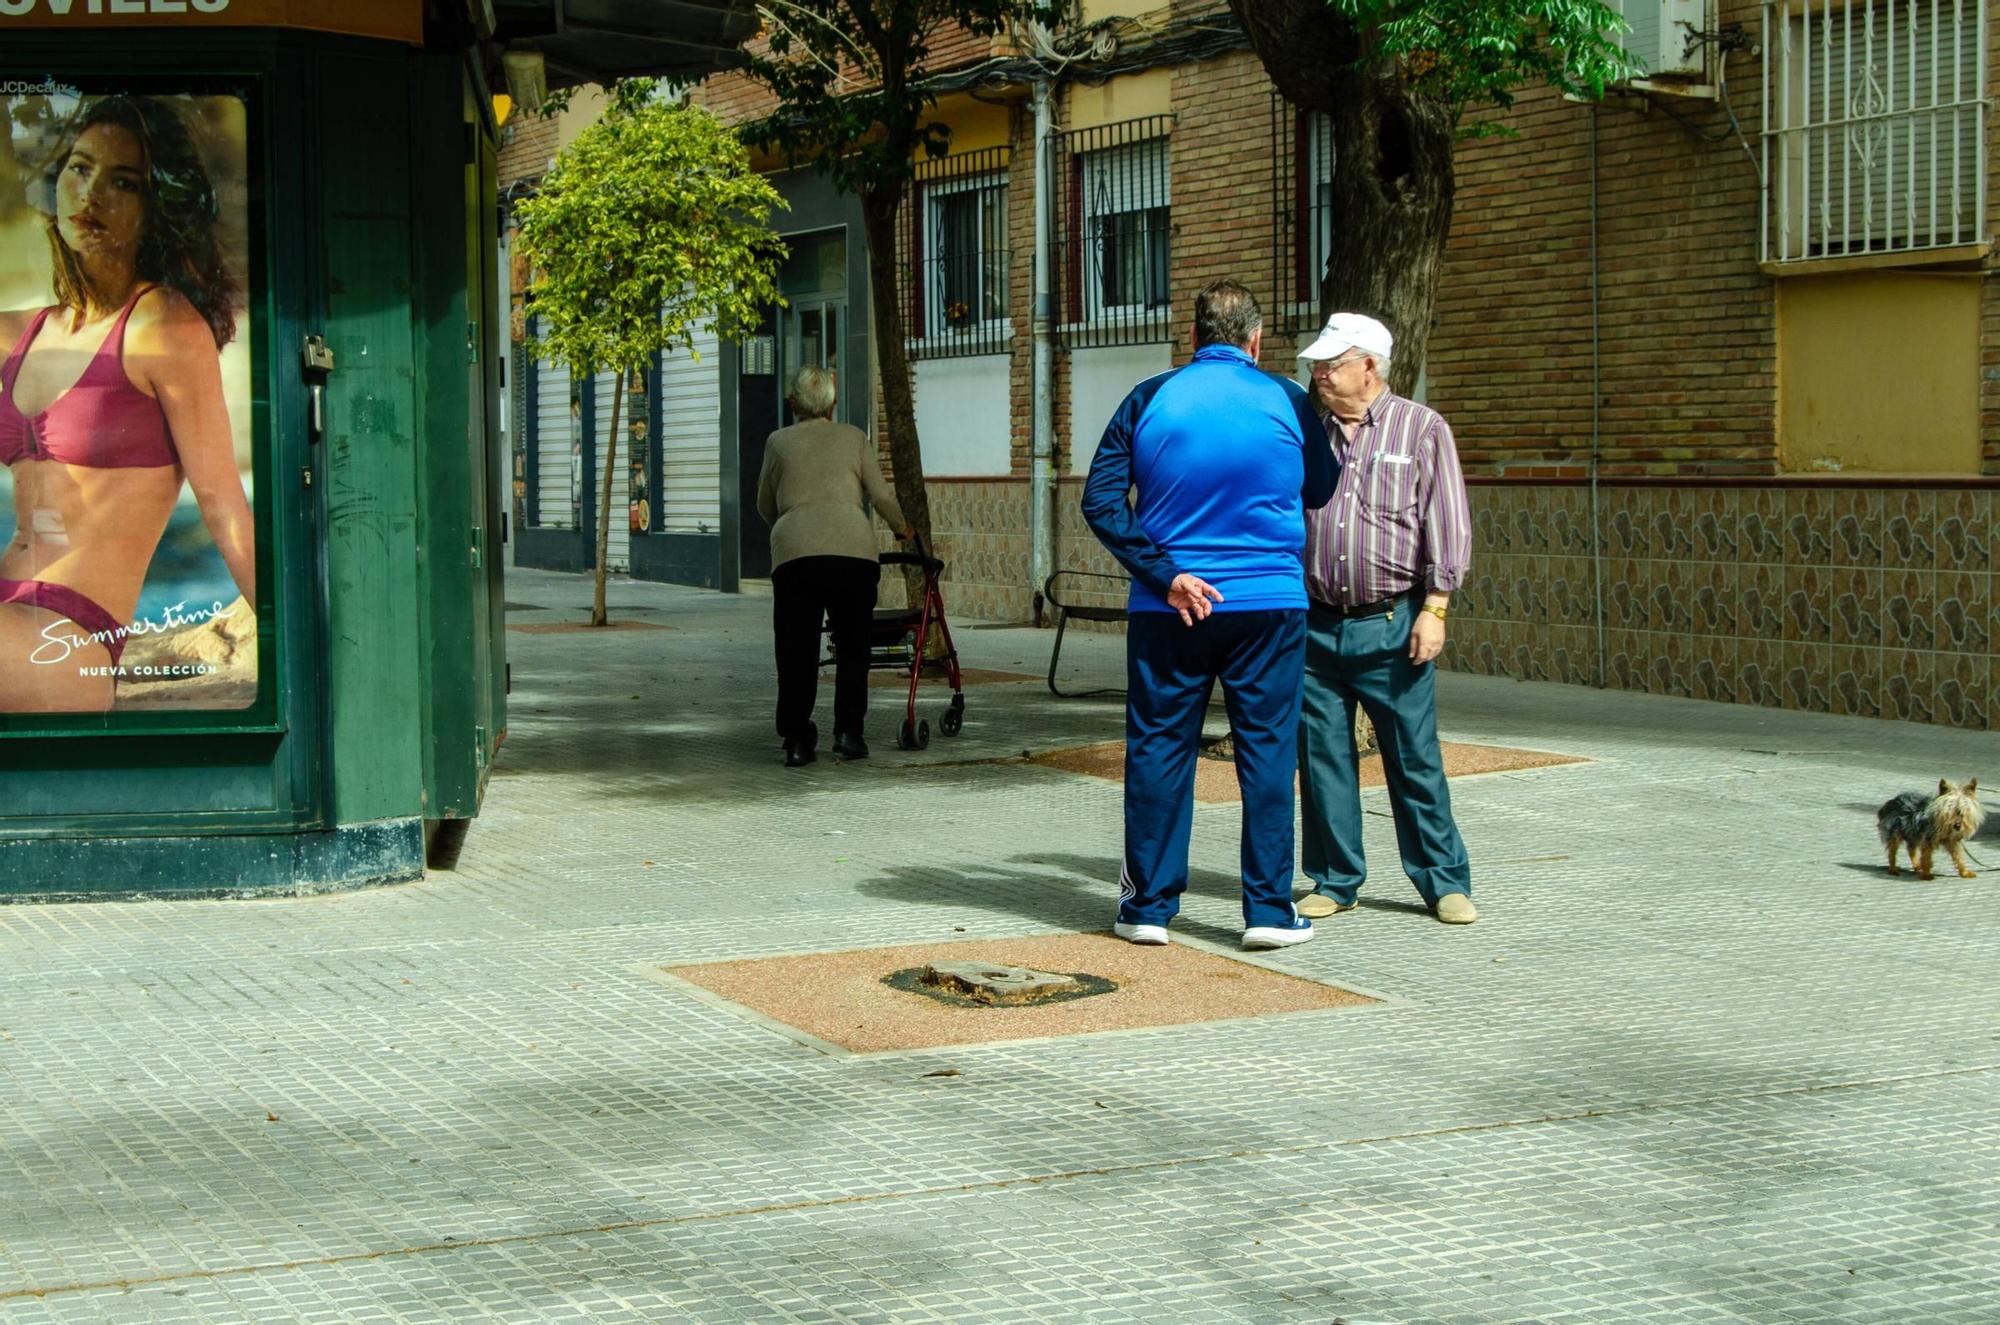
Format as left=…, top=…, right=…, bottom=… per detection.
left=0, top=578, right=128, bottom=664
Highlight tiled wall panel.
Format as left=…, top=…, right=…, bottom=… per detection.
left=1449, top=484, right=2000, bottom=731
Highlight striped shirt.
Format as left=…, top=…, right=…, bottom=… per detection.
left=1304, top=389, right=1472, bottom=607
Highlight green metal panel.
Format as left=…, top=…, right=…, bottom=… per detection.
left=315, top=49, right=425, bottom=826
left=407, top=55, right=504, bottom=820
left=474, top=79, right=510, bottom=790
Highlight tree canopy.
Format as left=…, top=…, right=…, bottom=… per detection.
left=514, top=86, right=787, bottom=377
left=514, top=87, right=787, bottom=622
left=1229, top=0, right=1638, bottom=390
left=1330, top=0, right=1634, bottom=127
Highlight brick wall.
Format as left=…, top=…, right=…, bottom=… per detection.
left=496, top=108, right=559, bottom=190
left=1433, top=4, right=1777, bottom=478
left=693, top=22, right=1010, bottom=126
left=1166, top=48, right=1294, bottom=377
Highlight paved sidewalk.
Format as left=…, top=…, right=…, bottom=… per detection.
left=2, top=566, right=1997, bottom=1323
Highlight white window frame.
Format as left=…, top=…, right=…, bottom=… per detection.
left=1762, top=0, right=1989, bottom=265
left=921, top=170, right=1009, bottom=337
left=1080, top=138, right=1171, bottom=322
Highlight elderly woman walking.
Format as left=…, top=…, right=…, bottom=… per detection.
left=755, top=366, right=909, bottom=767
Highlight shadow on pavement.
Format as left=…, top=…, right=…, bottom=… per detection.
left=854, top=850, right=1255, bottom=949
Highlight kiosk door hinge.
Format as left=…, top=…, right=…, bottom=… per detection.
left=467, top=321, right=478, bottom=365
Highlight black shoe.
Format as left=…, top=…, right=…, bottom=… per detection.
left=831, top=732, right=869, bottom=761
left=783, top=723, right=817, bottom=767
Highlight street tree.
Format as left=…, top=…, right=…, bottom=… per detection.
left=1228, top=0, right=1633, bottom=392
left=515, top=84, right=787, bottom=625
left=734, top=0, right=1059, bottom=551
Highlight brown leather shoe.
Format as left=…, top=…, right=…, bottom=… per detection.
left=1296, top=893, right=1355, bottom=919
left=1434, top=893, right=1478, bottom=924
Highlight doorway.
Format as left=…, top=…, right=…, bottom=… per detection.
left=738, top=228, right=849, bottom=581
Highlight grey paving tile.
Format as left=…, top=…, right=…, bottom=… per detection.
left=0, top=566, right=1996, bottom=1321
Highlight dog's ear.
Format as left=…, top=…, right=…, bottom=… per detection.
left=1966, top=778, right=1979, bottom=796
left=1940, top=778, right=1953, bottom=796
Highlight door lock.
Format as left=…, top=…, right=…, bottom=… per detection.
left=302, top=334, right=335, bottom=440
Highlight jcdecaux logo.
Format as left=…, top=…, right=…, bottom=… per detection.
left=0, top=0, right=232, bottom=15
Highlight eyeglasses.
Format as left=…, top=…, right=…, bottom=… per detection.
left=1309, top=354, right=1364, bottom=376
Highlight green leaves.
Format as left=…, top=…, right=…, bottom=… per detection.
left=1327, top=0, right=1638, bottom=120
left=514, top=93, right=789, bottom=379
left=736, top=0, right=1060, bottom=199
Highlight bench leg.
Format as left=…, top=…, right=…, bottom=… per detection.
left=1046, top=611, right=1070, bottom=697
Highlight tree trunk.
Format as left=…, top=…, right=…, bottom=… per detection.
left=590, top=366, right=623, bottom=627
left=860, top=189, right=931, bottom=551
left=1229, top=0, right=1457, bottom=396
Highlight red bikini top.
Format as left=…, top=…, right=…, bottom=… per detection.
left=0, top=286, right=177, bottom=469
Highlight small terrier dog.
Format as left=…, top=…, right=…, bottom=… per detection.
left=1877, top=778, right=1985, bottom=879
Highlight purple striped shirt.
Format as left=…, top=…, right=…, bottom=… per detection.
left=1304, top=389, right=1472, bottom=607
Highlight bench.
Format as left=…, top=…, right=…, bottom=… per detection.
left=1043, top=569, right=1130, bottom=698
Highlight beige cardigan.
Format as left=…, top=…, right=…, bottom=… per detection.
left=755, top=418, right=908, bottom=570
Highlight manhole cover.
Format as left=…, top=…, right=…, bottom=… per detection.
left=888, top=959, right=1116, bottom=1007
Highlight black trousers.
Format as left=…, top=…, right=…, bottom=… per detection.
left=772, top=555, right=880, bottom=744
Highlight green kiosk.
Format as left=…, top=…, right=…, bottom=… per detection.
left=0, top=0, right=754, bottom=899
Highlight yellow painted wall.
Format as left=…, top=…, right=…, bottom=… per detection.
left=554, top=87, right=613, bottom=153
left=926, top=94, right=1012, bottom=156
left=1065, top=69, right=1171, bottom=131
left=1777, top=271, right=1982, bottom=473
left=1078, top=0, right=1167, bottom=23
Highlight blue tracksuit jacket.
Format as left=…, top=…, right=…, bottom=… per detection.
left=1081, top=343, right=1336, bottom=613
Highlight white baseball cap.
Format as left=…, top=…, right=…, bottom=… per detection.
left=1297, top=312, right=1394, bottom=362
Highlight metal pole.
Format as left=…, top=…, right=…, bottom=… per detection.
left=1029, top=78, right=1056, bottom=625
left=1589, top=104, right=1607, bottom=689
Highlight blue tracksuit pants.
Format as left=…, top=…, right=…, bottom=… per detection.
left=1298, top=598, right=1472, bottom=907
left=1120, top=609, right=1306, bottom=931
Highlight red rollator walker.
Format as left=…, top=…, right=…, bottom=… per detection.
left=823, top=535, right=965, bottom=749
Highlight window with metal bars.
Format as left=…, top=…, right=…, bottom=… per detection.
left=1049, top=115, right=1175, bottom=347
left=1270, top=98, right=1336, bottom=336
left=1762, top=0, right=1988, bottom=262
left=902, top=146, right=1012, bottom=359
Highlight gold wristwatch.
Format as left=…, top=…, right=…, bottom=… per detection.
left=1421, top=602, right=1449, bottom=621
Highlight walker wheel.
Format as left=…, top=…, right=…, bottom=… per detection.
left=898, top=717, right=930, bottom=750
left=939, top=705, right=963, bottom=737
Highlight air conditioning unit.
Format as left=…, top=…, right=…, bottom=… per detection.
left=1609, top=0, right=1710, bottom=82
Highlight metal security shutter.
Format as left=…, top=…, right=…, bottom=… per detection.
left=533, top=333, right=576, bottom=528
left=592, top=369, right=632, bottom=571
left=658, top=324, right=721, bottom=533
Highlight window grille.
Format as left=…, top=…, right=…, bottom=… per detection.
left=1270, top=98, right=1336, bottom=336
left=1049, top=115, right=1175, bottom=348
left=902, top=146, right=1012, bottom=360
left=1762, top=0, right=1988, bottom=262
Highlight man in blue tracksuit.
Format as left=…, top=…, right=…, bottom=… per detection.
left=1082, top=279, right=1336, bottom=950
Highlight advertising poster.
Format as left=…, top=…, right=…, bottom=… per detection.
left=0, top=82, right=258, bottom=714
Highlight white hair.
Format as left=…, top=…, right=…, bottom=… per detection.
left=787, top=365, right=837, bottom=420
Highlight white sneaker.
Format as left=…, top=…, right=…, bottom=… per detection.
left=1113, top=921, right=1169, bottom=945
left=1241, top=919, right=1315, bottom=950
